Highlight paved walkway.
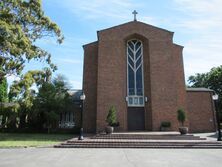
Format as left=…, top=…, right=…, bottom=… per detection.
left=0, top=148, right=222, bottom=167
left=193, top=132, right=219, bottom=141
left=1, top=132, right=221, bottom=166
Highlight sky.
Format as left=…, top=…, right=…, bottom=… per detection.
left=8, top=0, right=222, bottom=89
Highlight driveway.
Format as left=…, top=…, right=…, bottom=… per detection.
left=0, top=148, right=222, bottom=167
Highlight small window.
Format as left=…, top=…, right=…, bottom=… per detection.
left=59, top=112, right=75, bottom=128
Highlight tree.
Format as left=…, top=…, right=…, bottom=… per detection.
left=188, top=73, right=208, bottom=88
left=0, top=76, right=8, bottom=128
left=188, top=65, right=222, bottom=120
left=0, top=76, right=7, bottom=102
left=177, top=108, right=186, bottom=126
left=106, top=106, right=117, bottom=126
left=5, top=73, right=72, bottom=131
left=0, top=0, right=64, bottom=82
left=32, top=75, right=71, bottom=132
left=0, top=63, right=8, bottom=127
left=8, top=68, right=51, bottom=128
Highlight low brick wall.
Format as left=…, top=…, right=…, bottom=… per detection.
left=187, top=91, right=216, bottom=133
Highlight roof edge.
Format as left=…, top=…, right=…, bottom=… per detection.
left=97, top=21, right=174, bottom=35
left=173, top=43, right=184, bottom=48
left=83, top=41, right=98, bottom=48
left=186, top=88, right=214, bottom=92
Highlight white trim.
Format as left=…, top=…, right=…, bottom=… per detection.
left=126, top=39, right=144, bottom=107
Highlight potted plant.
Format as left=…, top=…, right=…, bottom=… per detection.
left=177, top=108, right=188, bottom=135
left=105, top=106, right=117, bottom=134
left=160, top=121, right=171, bottom=131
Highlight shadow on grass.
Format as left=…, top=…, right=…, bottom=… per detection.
left=0, top=133, right=75, bottom=142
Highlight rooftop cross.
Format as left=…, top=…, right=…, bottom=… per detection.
left=132, top=10, right=138, bottom=21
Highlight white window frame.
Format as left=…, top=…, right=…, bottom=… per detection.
left=127, top=39, right=144, bottom=107
left=59, top=112, right=75, bottom=128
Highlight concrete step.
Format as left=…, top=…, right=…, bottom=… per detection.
left=89, top=134, right=205, bottom=140
left=54, top=133, right=221, bottom=149
left=55, top=144, right=222, bottom=149
left=65, top=140, right=219, bottom=145
left=55, top=140, right=222, bottom=149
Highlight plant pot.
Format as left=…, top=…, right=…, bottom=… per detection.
left=160, top=127, right=170, bottom=131
left=179, top=127, right=188, bottom=135
left=105, top=126, right=114, bottom=134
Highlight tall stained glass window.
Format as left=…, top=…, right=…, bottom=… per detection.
left=127, top=39, right=144, bottom=106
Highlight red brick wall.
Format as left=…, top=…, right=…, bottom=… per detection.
left=187, top=91, right=216, bottom=132
left=94, top=21, right=187, bottom=132
left=82, top=42, right=98, bottom=132
left=148, top=42, right=187, bottom=131
left=82, top=21, right=216, bottom=133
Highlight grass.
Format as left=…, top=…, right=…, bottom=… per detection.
left=0, top=133, right=74, bottom=148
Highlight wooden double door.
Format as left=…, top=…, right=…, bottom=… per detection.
left=127, top=107, right=145, bottom=131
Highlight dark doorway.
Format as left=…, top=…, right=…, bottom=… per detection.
left=127, top=107, right=145, bottom=131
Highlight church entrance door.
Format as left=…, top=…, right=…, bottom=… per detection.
left=127, top=107, right=145, bottom=131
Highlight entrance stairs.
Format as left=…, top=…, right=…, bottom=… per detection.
left=54, top=132, right=222, bottom=149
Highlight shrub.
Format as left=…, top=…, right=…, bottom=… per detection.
left=177, top=108, right=186, bottom=126
left=106, top=106, right=117, bottom=126
left=161, top=121, right=171, bottom=128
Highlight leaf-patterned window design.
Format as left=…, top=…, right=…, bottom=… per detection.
left=127, top=39, right=144, bottom=106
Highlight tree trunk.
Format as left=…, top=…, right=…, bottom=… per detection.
left=47, top=127, right=50, bottom=134
left=1, top=115, right=6, bottom=128
left=19, top=113, right=26, bottom=129
left=7, top=115, right=17, bottom=129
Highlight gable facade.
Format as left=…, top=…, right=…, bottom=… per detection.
left=82, top=21, right=216, bottom=133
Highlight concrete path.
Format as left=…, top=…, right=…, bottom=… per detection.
left=0, top=148, right=222, bottom=167
left=193, top=132, right=219, bottom=141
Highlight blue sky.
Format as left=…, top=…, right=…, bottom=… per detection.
left=8, top=0, right=222, bottom=89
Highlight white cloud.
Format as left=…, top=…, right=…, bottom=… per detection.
left=70, top=80, right=82, bottom=89
left=173, top=0, right=222, bottom=81
left=139, top=16, right=158, bottom=25
left=6, top=75, right=21, bottom=90
left=7, top=75, right=20, bottom=83
left=184, top=36, right=222, bottom=76
left=174, top=0, right=222, bottom=16
left=55, top=0, right=139, bottom=22
left=52, top=0, right=222, bottom=85
left=177, top=19, right=222, bottom=31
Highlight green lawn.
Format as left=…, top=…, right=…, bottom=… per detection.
left=0, top=133, right=74, bottom=148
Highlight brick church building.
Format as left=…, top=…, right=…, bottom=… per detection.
left=82, top=18, right=216, bottom=133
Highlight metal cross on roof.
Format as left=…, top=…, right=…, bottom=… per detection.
left=132, top=10, right=138, bottom=21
